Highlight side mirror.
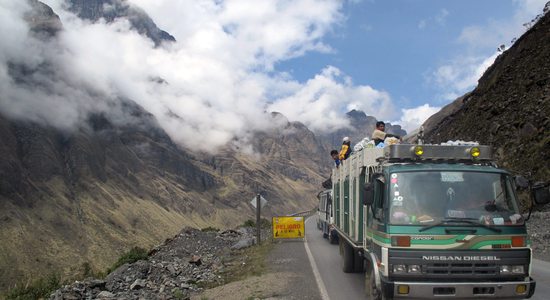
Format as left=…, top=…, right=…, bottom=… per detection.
left=514, top=176, right=529, bottom=191
left=532, top=182, right=550, bottom=206
left=363, top=183, right=374, bottom=206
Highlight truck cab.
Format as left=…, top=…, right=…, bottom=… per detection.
left=332, top=143, right=549, bottom=299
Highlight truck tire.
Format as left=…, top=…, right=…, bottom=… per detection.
left=365, top=263, right=385, bottom=300
left=353, top=251, right=364, bottom=272
left=329, top=230, right=338, bottom=244
left=340, top=240, right=354, bottom=273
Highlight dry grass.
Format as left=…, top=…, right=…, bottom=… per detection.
left=190, top=240, right=294, bottom=300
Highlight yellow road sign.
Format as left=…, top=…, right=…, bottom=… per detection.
left=272, top=216, right=305, bottom=239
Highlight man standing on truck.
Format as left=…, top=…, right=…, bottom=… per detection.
left=372, top=121, right=401, bottom=146
left=339, top=137, right=351, bottom=163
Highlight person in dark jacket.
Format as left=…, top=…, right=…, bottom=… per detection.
left=330, top=150, right=340, bottom=168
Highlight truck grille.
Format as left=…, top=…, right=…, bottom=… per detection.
left=426, top=263, right=498, bottom=275
left=388, top=249, right=530, bottom=281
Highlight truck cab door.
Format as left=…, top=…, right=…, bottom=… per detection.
left=365, top=174, right=386, bottom=234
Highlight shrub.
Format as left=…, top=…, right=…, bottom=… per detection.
left=242, top=219, right=255, bottom=227
left=242, top=218, right=271, bottom=228
left=106, top=246, right=148, bottom=274
left=6, top=273, right=61, bottom=300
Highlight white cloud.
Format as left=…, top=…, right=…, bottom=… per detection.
left=418, top=8, right=448, bottom=30
left=267, top=66, right=396, bottom=133
left=435, top=8, right=449, bottom=25
left=130, top=0, right=342, bottom=71
left=418, top=19, right=427, bottom=29
left=1, top=0, right=349, bottom=153
left=395, top=104, right=441, bottom=132
left=457, top=0, right=547, bottom=49
left=513, top=0, right=549, bottom=16
left=430, top=52, right=498, bottom=96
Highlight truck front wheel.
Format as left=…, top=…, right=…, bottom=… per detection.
left=365, top=263, right=385, bottom=300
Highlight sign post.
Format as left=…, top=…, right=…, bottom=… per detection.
left=250, top=194, right=267, bottom=245
left=256, top=194, right=261, bottom=245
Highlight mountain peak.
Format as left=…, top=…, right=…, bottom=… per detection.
left=67, top=0, right=176, bottom=46
left=346, top=109, right=367, bottom=121
left=25, top=0, right=63, bottom=39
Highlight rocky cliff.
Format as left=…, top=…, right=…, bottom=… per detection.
left=421, top=11, right=550, bottom=184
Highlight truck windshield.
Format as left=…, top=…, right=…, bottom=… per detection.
left=389, top=171, right=523, bottom=226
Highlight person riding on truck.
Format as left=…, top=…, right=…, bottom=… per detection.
left=372, top=121, right=401, bottom=146
left=330, top=149, right=341, bottom=168
left=339, top=137, right=351, bottom=162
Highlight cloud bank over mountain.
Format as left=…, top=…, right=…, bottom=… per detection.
left=1, top=0, right=406, bottom=152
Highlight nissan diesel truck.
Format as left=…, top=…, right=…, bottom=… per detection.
left=331, top=143, right=550, bottom=299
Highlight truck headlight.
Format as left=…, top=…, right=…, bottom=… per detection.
left=407, top=265, right=421, bottom=274
left=500, top=265, right=511, bottom=274
left=512, top=265, right=524, bottom=274
left=393, top=264, right=407, bottom=273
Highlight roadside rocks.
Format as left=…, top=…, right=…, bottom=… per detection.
left=50, top=227, right=259, bottom=300
left=527, top=211, right=550, bottom=261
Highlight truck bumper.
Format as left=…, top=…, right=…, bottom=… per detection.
left=382, top=277, right=536, bottom=299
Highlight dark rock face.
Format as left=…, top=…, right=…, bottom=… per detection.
left=423, top=12, right=550, bottom=184
left=67, top=0, right=176, bottom=46
left=24, top=0, right=63, bottom=39
left=0, top=101, right=209, bottom=205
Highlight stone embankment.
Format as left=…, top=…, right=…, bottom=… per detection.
left=50, top=227, right=262, bottom=300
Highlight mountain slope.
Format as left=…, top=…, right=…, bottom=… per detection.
left=422, top=11, right=550, bottom=183
left=0, top=1, right=329, bottom=291
left=0, top=103, right=330, bottom=292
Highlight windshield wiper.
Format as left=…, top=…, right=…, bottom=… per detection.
left=419, top=217, right=502, bottom=233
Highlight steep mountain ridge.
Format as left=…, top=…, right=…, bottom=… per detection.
left=0, top=0, right=328, bottom=291
left=422, top=11, right=550, bottom=183
left=67, top=0, right=176, bottom=46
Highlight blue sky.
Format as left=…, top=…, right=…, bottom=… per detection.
left=275, top=0, right=547, bottom=130
left=1, top=0, right=547, bottom=152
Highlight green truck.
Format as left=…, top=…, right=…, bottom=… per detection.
left=331, top=143, right=550, bottom=299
